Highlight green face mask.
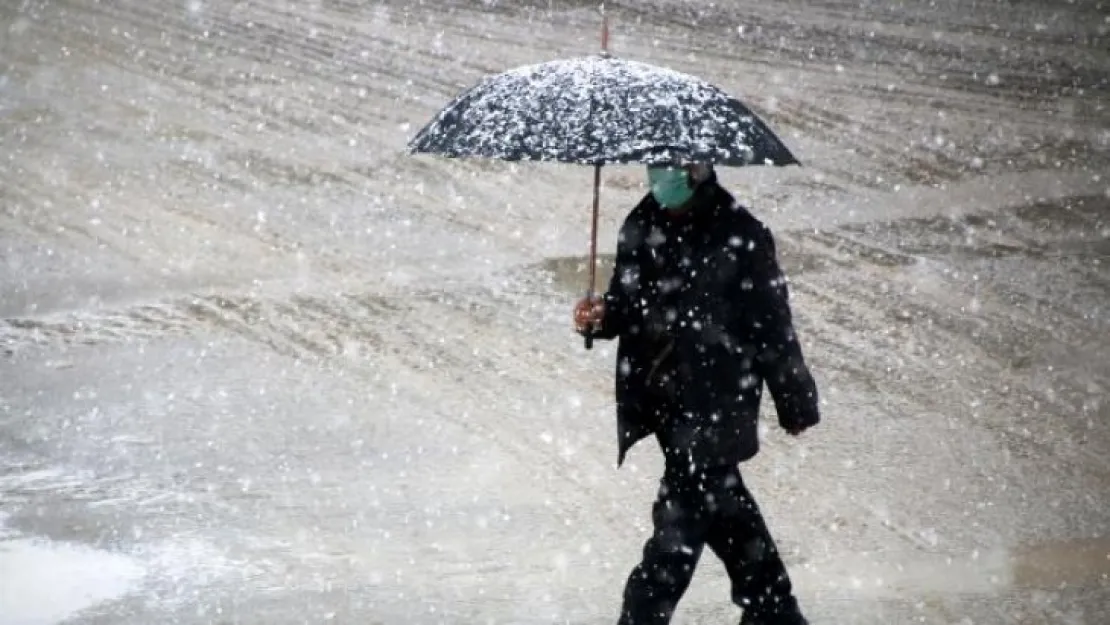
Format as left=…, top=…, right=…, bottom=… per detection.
left=647, top=166, right=694, bottom=209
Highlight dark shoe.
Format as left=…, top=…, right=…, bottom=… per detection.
left=739, top=596, right=808, bottom=625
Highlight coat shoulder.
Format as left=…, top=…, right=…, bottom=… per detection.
left=616, top=194, right=656, bottom=248
left=716, top=195, right=774, bottom=244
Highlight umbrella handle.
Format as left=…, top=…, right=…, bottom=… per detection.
left=583, top=288, right=596, bottom=350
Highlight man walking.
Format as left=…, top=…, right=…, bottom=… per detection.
left=574, top=163, right=820, bottom=625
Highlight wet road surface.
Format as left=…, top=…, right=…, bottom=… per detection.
left=1, top=1, right=1108, bottom=623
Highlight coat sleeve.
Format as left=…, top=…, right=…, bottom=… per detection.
left=749, top=225, right=821, bottom=431
left=589, top=217, right=643, bottom=340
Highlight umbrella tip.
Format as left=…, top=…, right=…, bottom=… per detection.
left=599, top=3, right=610, bottom=55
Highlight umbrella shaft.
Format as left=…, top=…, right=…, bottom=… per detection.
left=586, top=3, right=606, bottom=353
left=592, top=5, right=606, bottom=293
left=589, top=164, right=601, bottom=296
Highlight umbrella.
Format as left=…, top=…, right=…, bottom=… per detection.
left=407, top=8, right=799, bottom=348
left=407, top=55, right=799, bottom=168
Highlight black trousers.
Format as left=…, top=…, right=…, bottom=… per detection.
left=616, top=462, right=806, bottom=625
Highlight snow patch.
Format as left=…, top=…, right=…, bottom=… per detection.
left=0, top=516, right=146, bottom=625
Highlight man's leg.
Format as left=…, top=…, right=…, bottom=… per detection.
left=703, top=467, right=807, bottom=624
left=617, top=474, right=712, bottom=625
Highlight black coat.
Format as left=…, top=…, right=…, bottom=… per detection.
left=591, top=175, right=820, bottom=469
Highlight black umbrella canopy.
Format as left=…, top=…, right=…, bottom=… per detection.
left=408, top=55, right=799, bottom=168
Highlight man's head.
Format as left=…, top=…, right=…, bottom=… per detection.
left=647, top=163, right=714, bottom=211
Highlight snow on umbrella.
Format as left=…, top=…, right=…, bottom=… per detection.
left=407, top=54, right=800, bottom=168
left=406, top=9, right=799, bottom=349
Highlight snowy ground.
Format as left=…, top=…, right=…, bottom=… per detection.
left=1, top=0, right=1108, bottom=623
